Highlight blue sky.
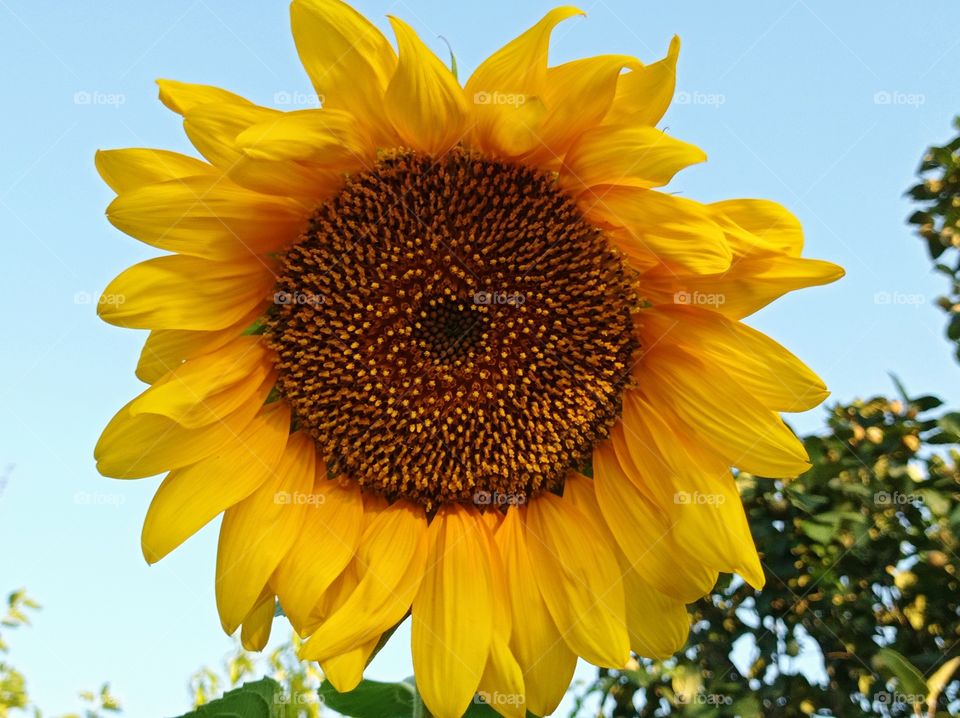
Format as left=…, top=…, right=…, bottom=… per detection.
left=1, top=1, right=959, bottom=715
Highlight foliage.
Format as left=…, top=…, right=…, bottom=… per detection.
left=576, top=389, right=960, bottom=717
left=908, top=115, right=960, bottom=361
left=0, top=590, right=120, bottom=718
left=188, top=635, right=322, bottom=718
left=63, top=685, right=122, bottom=718
left=180, top=678, right=285, bottom=718
left=318, top=679, right=417, bottom=718
left=1, top=590, right=39, bottom=718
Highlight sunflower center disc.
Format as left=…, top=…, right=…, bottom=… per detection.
left=266, top=149, right=637, bottom=509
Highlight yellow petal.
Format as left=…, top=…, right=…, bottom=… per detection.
left=524, top=54, right=641, bottom=167
left=106, top=176, right=307, bottom=259
left=484, top=514, right=512, bottom=643
left=216, top=431, right=315, bottom=633
left=602, top=424, right=673, bottom=508
left=593, top=439, right=719, bottom=602
left=561, top=124, right=705, bottom=193
left=182, top=102, right=346, bottom=198
left=412, top=506, right=494, bottom=718
left=476, top=512, right=526, bottom=718
left=711, top=198, right=804, bottom=257
left=290, top=0, right=398, bottom=144
left=579, top=185, right=731, bottom=274
left=129, top=337, right=271, bottom=428
left=310, top=557, right=360, bottom=626
left=300, top=500, right=427, bottom=660
left=156, top=81, right=357, bottom=194
left=156, top=79, right=252, bottom=115
left=95, top=148, right=213, bottom=193
left=618, top=395, right=764, bottom=589
left=95, top=374, right=272, bottom=479
left=135, top=305, right=264, bottom=384
left=679, top=438, right=766, bottom=589
left=98, top=254, right=274, bottom=331
left=638, top=254, right=845, bottom=319
left=621, top=568, right=689, bottom=659
left=494, top=508, right=576, bottom=717
left=240, top=591, right=276, bottom=651
left=525, top=492, right=630, bottom=668
left=639, top=345, right=810, bottom=477
left=181, top=101, right=276, bottom=168
left=230, top=155, right=348, bottom=201
left=384, top=16, right=470, bottom=155
left=141, top=402, right=290, bottom=563
left=638, top=305, right=829, bottom=412
left=235, top=108, right=373, bottom=168
left=320, top=636, right=380, bottom=693
left=603, top=36, right=680, bottom=127
left=464, top=7, right=585, bottom=156
left=477, top=639, right=526, bottom=718
left=271, top=478, right=364, bottom=633
left=561, top=469, right=625, bottom=528
left=560, top=471, right=691, bottom=658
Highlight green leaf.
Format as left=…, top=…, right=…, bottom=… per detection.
left=171, top=678, right=281, bottom=718
left=799, top=519, right=836, bottom=544
left=929, top=234, right=949, bottom=259
left=437, top=35, right=458, bottom=81
left=948, top=313, right=960, bottom=342
left=785, top=488, right=830, bottom=513
left=871, top=648, right=928, bottom=698
left=912, top=394, right=944, bottom=412
left=318, top=679, right=415, bottom=718
left=462, top=700, right=500, bottom=716
left=242, top=318, right=266, bottom=336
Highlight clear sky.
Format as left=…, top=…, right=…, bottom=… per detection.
left=1, top=1, right=959, bottom=716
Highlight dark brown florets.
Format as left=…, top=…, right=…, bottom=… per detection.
left=265, top=149, right=637, bottom=509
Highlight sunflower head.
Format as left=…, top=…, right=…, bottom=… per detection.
left=94, top=2, right=842, bottom=717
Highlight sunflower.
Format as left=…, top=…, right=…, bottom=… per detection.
left=94, top=2, right=843, bottom=716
